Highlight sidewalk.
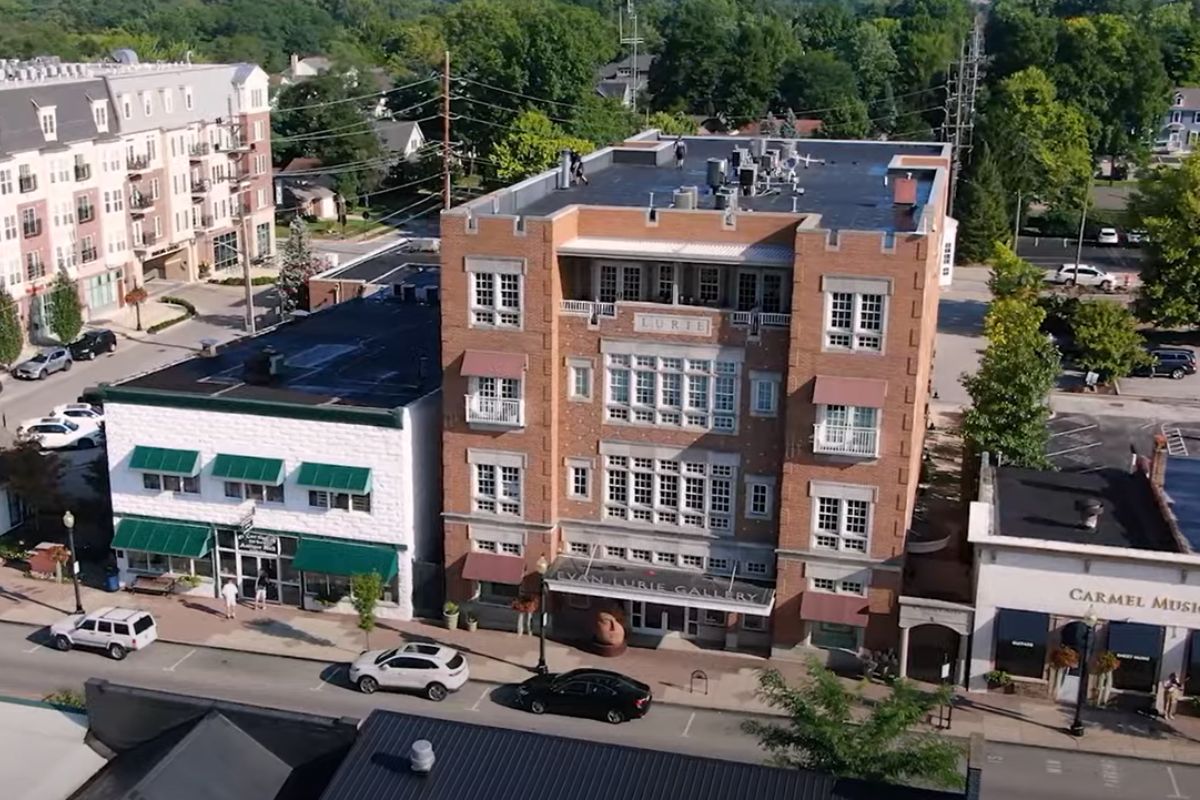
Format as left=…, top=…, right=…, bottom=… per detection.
left=3, top=570, right=1200, bottom=762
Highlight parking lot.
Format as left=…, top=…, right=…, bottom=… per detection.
left=1047, top=410, right=1200, bottom=473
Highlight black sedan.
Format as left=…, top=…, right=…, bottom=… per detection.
left=69, top=329, right=117, bottom=361
left=516, top=668, right=652, bottom=724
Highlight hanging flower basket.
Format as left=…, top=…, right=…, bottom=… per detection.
left=1050, top=645, right=1079, bottom=670
left=511, top=594, right=539, bottom=614
left=1093, top=650, right=1120, bottom=674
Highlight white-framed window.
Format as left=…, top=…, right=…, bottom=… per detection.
left=2, top=215, right=15, bottom=240
left=604, top=545, right=626, bottom=560
left=744, top=561, right=768, bottom=576
left=814, top=404, right=880, bottom=457
left=307, top=490, right=372, bottom=513
left=141, top=473, right=200, bottom=494
left=224, top=482, right=284, bottom=504
left=121, top=95, right=132, bottom=120
left=750, top=371, right=779, bottom=417
left=810, top=575, right=866, bottom=596
left=567, top=358, right=593, bottom=402
left=708, top=556, right=730, bottom=573
left=605, top=353, right=739, bottom=432
left=254, top=119, right=265, bottom=140
left=568, top=542, right=591, bottom=556
left=824, top=281, right=887, bottom=352
left=499, top=541, right=522, bottom=555
left=162, top=88, right=173, bottom=113
left=0, top=169, right=10, bottom=195
left=141, top=91, right=153, bottom=116
left=474, top=540, right=498, bottom=552
left=39, top=107, right=57, bottom=140
left=653, top=551, right=675, bottom=565
left=92, top=101, right=108, bottom=132
left=184, top=86, right=194, bottom=110
left=470, top=272, right=522, bottom=328
left=735, top=269, right=787, bottom=313
left=681, top=554, right=704, bottom=569
left=470, top=450, right=523, bottom=517
left=256, top=188, right=266, bottom=208
left=812, top=493, right=872, bottom=554
left=745, top=476, right=775, bottom=520
left=630, top=548, right=652, bottom=562
left=603, top=449, right=736, bottom=533
left=566, top=459, right=591, bottom=500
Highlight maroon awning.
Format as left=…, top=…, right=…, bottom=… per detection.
left=461, top=552, right=526, bottom=585
left=461, top=350, right=526, bottom=380
left=812, top=376, right=887, bottom=408
left=799, top=592, right=869, bottom=627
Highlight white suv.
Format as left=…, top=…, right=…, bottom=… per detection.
left=348, top=643, right=469, bottom=700
left=1051, top=263, right=1116, bottom=291
left=16, top=416, right=104, bottom=450
left=50, top=607, right=158, bottom=660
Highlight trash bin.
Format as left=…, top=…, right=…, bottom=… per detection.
left=105, top=570, right=120, bottom=592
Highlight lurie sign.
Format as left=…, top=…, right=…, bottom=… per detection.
left=1069, top=587, right=1200, bottom=615
left=632, top=313, right=713, bottom=337
left=548, top=559, right=773, bottom=609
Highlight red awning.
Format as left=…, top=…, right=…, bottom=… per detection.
left=799, top=592, right=869, bottom=627
left=461, top=552, right=526, bottom=586
left=812, top=376, right=887, bottom=408
left=460, top=350, right=527, bottom=380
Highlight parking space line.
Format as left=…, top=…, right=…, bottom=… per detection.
left=681, top=712, right=696, bottom=738
left=469, top=686, right=488, bottom=711
left=22, top=642, right=43, bottom=653
left=1100, top=759, right=1120, bottom=789
left=1047, top=442, right=1102, bottom=458
left=309, top=666, right=343, bottom=691
left=1167, top=766, right=1189, bottom=799
left=163, top=648, right=196, bottom=672
left=1050, top=425, right=1097, bottom=438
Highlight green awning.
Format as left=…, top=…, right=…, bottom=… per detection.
left=112, top=518, right=212, bottom=558
left=129, top=446, right=200, bottom=476
left=211, top=454, right=284, bottom=485
left=293, top=538, right=397, bottom=581
left=296, top=462, right=372, bottom=493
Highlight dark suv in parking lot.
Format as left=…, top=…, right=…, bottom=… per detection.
left=69, top=329, right=117, bottom=360
left=1133, top=347, right=1197, bottom=380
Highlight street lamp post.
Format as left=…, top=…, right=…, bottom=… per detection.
left=62, top=510, right=84, bottom=615
left=1069, top=609, right=1099, bottom=737
left=535, top=556, right=550, bottom=675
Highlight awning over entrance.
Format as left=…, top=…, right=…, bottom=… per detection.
left=812, top=376, right=888, bottom=408
left=129, top=446, right=201, bottom=476
left=112, top=518, right=212, bottom=558
left=799, top=592, right=869, bottom=627
left=460, top=350, right=527, bottom=380
left=292, top=538, right=397, bottom=581
left=461, top=552, right=526, bottom=585
left=296, top=462, right=372, bottom=494
left=211, top=454, right=284, bottom=485
left=543, top=557, right=775, bottom=615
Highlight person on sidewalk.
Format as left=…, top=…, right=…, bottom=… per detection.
left=1163, top=672, right=1183, bottom=719
left=221, top=578, right=239, bottom=620
left=254, top=568, right=270, bottom=611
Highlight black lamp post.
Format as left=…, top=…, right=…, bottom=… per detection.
left=62, top=510, right=84, bottom=615
left=1069, top=609, right=1099, bottom=737
left=535, top=556, right=550, bottom=675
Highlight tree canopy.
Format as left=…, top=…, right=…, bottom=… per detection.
left=1130, top=153, right=1200, bottom=328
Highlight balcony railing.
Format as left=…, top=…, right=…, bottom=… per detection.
left=22, top=220, right=42, bottom=238
left=80, top=247, right=98, bottom=263
left=126, top=155, right=149, bottom=171
left=464, top=395, right=525, bottom=427
left=189, top=143, right=211, bottom=159
left=18, top=175, right=36, bottom=193
left=191, top=178, right=211, bottom=194
left=559, top=299, right=617, bottom=318
left=812, top=424, right=879, bottom=458
left=129, top=193, right=154, bottom=211
left=133, top=233, right=157, bottom=251
left=195, top=214, right=214, bottom=229
left=730, top=310, right=791, bottom=328
left=74, top=164, right=92, bottom=182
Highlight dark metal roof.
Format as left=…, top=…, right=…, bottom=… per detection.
left=325, top=252, right=439, bottom=285
left=0, top=79, right=114, bottom=157
left=319, top=711, right=962, bottom=800
left=1165, top=455, right=1200, bottom=550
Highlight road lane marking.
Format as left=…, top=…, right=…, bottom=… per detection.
left=1045, top=759, right=1062, bottom=774
left=987, top=754, right=1003, bottom=763
left=1100, top=760, right=1120, bottom=789
left=1167, top=766, right=1189, bottom=799
left=163, top=648, right=196, bottom=672
left=469, top=687, right=488, bottom=711
left=310, top=665, right=343, bottom=691
left=23, top=642, right=43, bottom=653
left=681, top=712, right=696, bottom=738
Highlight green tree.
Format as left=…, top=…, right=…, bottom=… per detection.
left=742, top=664, right=962, bottom=789
left=956, top=145, right=1012, bottom=263
left=987, top=243, right=1044, bottom=301
left=0, top=290, right=22, bottom=368
left=794, top=1, right=856, bottom=52
left=350, top=571, right=382, bottom=649
left=778, top=52, right=869, bottom=139
left=647, top=0, right=740, bottom=115
left=985, top=0, right=1057, bottom=81
left=843, top=20, right=899, bottom=106
left=568, top=96, right=638, bottom=147
left=489, top=110, right=592, bottom=182
left=1130, top=154, right=1200, bottom=327
left=1071, top=299, right=1149, bottom=383
left=277, top=218, right=327, bottom=313
left=720, top=14, right=795, bottom=125
left=962, top=296, right=1059, bottom=468
left=46, top=270, right=83, bottom=345
left=0, top=439, right=64, bottom=532
left=646, top=111, right=694, bottom=136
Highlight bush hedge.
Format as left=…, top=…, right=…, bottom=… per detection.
left=146, top=296, right=197, bottom=334
left=210, top=275, right=276, bottom=286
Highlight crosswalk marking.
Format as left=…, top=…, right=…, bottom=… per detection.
left=1100, top=760, right=1120, bottom=789
left=1046, top=760, right=1062, bottom=774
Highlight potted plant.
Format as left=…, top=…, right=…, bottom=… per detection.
left=1093, top=650, right=1120, bottom=706
left=443, top=601, right=460, bottom=630
left=1049, top=645, right=1079, bottom=693
left=985, top=669, right=1015, bottom=693
left=511, top=594, right=539, bottom=636
left=175, top=574, right=203, bottom=591
left=465, top=612, right=478, bottom=632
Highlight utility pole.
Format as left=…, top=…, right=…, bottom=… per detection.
left=1012, top=190, right=1022, bottom=251
left=1073, top=174, right=1094, bottom=281
left=947, top=14, right=984, bottom=213
left=239, top=198, right=255, bottom=334
left=442, top=50, right=451, bottom=210
left=619, top=0, right=643, bottom=114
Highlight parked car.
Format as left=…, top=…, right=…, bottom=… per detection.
left=1050, top=264, right=1117, bottom=291
left=1097, top=227, right=1120, bottom=245
left=52, top=403, right=105, bottom=426
left=1126, top=229, right=1148, bottom=245
left=50, top=607, right=158, bottom=660
left=69, top=329, right=117, bottom=360
left=517, top=668, right=653, bottom=724
left=348, top=645, right=469, bottom=700
left=12, top=348, right=72, bottom=380
left=1132, top=347, right=1197, bottom=380
left=16, top=416, right=104, bottom=450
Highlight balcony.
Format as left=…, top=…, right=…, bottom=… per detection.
left=18, top=175, right=36, bottom=193
left=126, top=155, right=150, bottom=172
left=80, top=246, right=98, bottom=263
left=464, top=395, right=525, bottom=427
left=129, top=193, right=154, bottom=213
left=559, top=299, right=616, bottom=319
left=133, top=233, right=157, bottom=253
left=226, top=171, right=251, bottom=185
left=191, top=178, right=211, bottom=195
left=188, top=142, right=211, bottom=160
left=22, top=220, right=42, bottom=238
left=812, top=424, right=879, bottom=458
left=74, top=164, right=92, bottom=182
left=194, top=214, right=214, bottom=230
left=730, top=310, right=791, bottom=328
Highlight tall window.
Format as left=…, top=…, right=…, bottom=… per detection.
left=598, top=263, right=642, bottom=303
left=39, top=108, right=57, bottom=139
left=470, top=273, right=521, bottom=327
left=697, top=267, right=721, bottom=305
left=92, top=102, right=108, bottom=132
left=605, top=353, right=738, bottom=432
left=568, top=360, right=592, bottom=401
left=25, top=252, right=44, bottom=281
left=746, top=478, right=774, bottom=520
left=825, top=291, right=885, bottom=351
left=0, top=169, right=10, bottom=194
left=814, top=404, right=880, bottom=457
left=213, top=231, right=238, bottom=270
left=473, top=463, right=522, bottom=516
left=567, top=460, right=591, bottom=500
left=750, top=373, right=779, bottom=416
left=603, top=453, right=735, bottom=533
left=812, top=496, right=870, bottom=553
left=470, top=376, right=520, bottom=401
left=184, top=86, right=194, bottom=110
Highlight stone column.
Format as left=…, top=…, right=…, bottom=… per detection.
left=724, top=611, right=739, bottom=650
left=956, top=630, right=969, bottom=686
left=898, top=625, right=911, bottom=679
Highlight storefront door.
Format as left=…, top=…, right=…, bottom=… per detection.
left=216, top=528, right=301, bottom=607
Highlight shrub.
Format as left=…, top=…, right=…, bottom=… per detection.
left=44, top=689, right=85, bottom=710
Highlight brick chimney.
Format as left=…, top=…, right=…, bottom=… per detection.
left=893, top=172, right=917, bottom=205
left=1151, top=433, right=1169, bottom=487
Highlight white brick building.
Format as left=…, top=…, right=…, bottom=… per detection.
left=101, top=290, right=441, bottom=619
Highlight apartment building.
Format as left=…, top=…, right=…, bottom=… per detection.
left=0, top=55, right=274, bottom=338
left=440, top=133, right=955, bottom=659
left=100, top=289, right=441, bottom=619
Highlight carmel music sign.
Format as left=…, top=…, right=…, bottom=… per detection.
left=1069, top=587, right=1200, bottom=614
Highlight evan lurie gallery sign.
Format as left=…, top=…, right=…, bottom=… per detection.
left=552, top=568, right=772, bottom=607
left=632, top=313, right=713, bottom=337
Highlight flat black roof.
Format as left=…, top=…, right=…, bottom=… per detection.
left=117, top=295, right=440, bottom=410
left=324, top=251, right=439, bottom=285
left=320, top=710, right=962, bottom=800
left=484, top=136, right=944, bottom=233
left=1165, top=455, right=1200, bottom=551
left=995, top=467, right=1179, bottom=552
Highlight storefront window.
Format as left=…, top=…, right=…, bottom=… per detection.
left=126, top=552, right=205, bottom=577
left=993, top=609, right=1049, bottom=679
left=306, top=572, right=352, bottom=603
left=477, top=581, right=519, bottom=606
left=1186, top=632, right=1200, bottom=696
left=811, top=622, right=858, bottom=651
left=1107, top=621, right=1164, bottom=693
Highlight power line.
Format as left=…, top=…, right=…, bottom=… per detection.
left=451, top=94, right=576, bottom=126
left=274, top=98, right=440, bottom=143
left=274, top=75, right=438, bottom=114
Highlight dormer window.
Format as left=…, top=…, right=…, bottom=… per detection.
left=184, top=86, right=193, bottom=111
left=1176, top=93, right=1185, bottom=107
left=162, top=88, right=173, bottom=113
left=92, top=101, right=108, bottom=133
left=121, top=95, right=132, bottom=120
left=39, top=107, right=57, bottom=141
left=142, top=91, right=153, bottom=117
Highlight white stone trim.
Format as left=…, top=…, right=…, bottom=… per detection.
left=600, top=338, right=744, bottom=364
left=565, top=457, right=594, bottom=500
left=464, top=256, right=525, bottom=275
left=468, top=523, right=526, bottom=548
left=808, top=481, right=877, bottom=503
left=467, top=449, right=527, bottom=469
left=599, top=440, right=740, bottom=468
left=806, top=561, right=872, bottom=583
left=566, top=356, right=594, bottom=402
left=821, top=275, right=893, bottom=296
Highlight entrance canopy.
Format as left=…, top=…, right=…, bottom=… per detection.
left=544, top=557, right=774, bottom=616
left=112, top=518, right=212, bottom=558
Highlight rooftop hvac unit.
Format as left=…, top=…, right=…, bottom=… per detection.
left=729, top=148, right=744, bottom=170
left=673, top=186, right=698, bottom=210
left=706, top=158, right=726, bottom=191
left=738, top=165, right=757, bottom=196
left=715, top=187, right=738, bottom=211
left=750, top=138, right=766, bottom=158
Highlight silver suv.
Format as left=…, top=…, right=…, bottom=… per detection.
left=50, top=607, right=158, bottom=660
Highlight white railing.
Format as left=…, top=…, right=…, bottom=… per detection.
left=812, top=424, right=879, bottom=457
left=465, top=395, right=524, bottom=427
left=559, top=299, right=616, bottom=318
left=730, top=310, right=790, bottom=328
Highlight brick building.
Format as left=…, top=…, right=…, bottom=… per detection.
left=440, top=133, right=955, bottom=658
left=0, top=54, right=274, bottom=340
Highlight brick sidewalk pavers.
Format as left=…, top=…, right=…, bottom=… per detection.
left=3, top=570, right=1200, bottom=763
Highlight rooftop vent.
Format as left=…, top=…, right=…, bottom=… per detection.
left=893, top=172, right=918, bottom=205
left=1076, top=498, right=1104, bottom=530
left=705, top=158, right=726, bottom=191
left=243, top=346, right=284, bottom=385
left=409, top=740, right=435, bottom=774
left=672, top=186, right=698, bottom=210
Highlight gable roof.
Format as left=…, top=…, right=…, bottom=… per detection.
left=597, top=80, right=632, bottom=103
left=373, top=119, right=422, bottom=153
left=598, top=53, right=654, bottom=80
left=1173, top=87, right=1200, bottom=108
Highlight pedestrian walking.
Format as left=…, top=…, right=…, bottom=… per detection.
left=254, top=568, right=270, bottom=611
left=1163, top=672, right=1183, bottom=719
left=221, top=578, right=239, bottom=620
left=673, top=136, right=687, bottom=169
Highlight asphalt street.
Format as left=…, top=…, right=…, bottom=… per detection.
left=0, top=622, right=1197, bottom=799
left=1015, top=236, right=1144, bottom=274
